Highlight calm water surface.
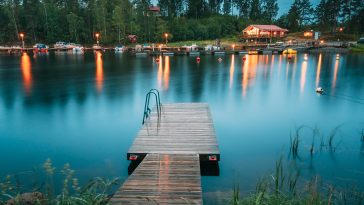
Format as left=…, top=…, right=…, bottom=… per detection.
left=0, top=52, right=363, bottom=203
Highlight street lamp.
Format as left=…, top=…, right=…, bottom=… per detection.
left=19, top=33, right=25, bottom=49
left=95, top=33, right=100, bottom=46
left=232, top=44, right=235, bottom=51
left=164, top=33, right=168, bottom=45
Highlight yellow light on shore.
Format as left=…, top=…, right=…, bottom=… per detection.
left=164, top=33, right=168, bottom=45
left=95, top=32, right=100, bottom=45
left=19, top=32, right=25, bottom=48
left=232, top=44, right=235, bottom=51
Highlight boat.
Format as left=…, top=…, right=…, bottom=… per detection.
left=65, top=43, right=77, bottom=49
left=72, top=44, right=84, bottom=53
left=316, top=87, right=324, bottom=94
left=54, top=42, right=66, bottom=49
left=33, top=43, right=49, bottom=52
left=357, top=37, right=364, bottom=44
left=205, top=45, right=220, bottom=51
left=114, top=45, right=124, bottom=53
left=283, top=48, right=297, bottom=54
left=248, top=50, right=258, bottom=55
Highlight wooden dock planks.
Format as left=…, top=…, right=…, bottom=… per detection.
left=110, top=103, right=219, bottom=204
left=128, top=103, right=220, bottom=158
left=109, top=154, right=202, bottom=205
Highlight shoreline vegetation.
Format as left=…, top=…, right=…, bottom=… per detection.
left=0, top=0, right=363, bottom=46
left=1, top=125, right=363, bottom=205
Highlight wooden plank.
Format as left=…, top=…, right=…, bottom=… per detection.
left=128, top=103, right=220, bottom=158
left=109, top=154, right=202, bottom=205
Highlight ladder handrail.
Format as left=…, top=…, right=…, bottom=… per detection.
left=142, top=89, right=162, bottom=124
left=149, top=89, right=161, bottom=111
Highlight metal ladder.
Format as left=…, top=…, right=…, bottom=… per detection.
left=142, top=89, right=161, bottom=124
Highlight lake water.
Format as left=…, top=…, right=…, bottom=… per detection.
left=0, top=51, right=363, bottom=203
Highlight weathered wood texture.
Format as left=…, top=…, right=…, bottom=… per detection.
left=109, top=154, right=202, bottom=205
left=128, top=103, right=220, bottom=156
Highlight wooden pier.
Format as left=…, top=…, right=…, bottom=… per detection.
left=110, top=103, right=219, bottom=204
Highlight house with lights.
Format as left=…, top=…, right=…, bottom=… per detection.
left=242, top=25, right=288, bottom=41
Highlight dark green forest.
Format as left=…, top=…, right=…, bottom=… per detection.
left=0, top=0, right=363, bottom=45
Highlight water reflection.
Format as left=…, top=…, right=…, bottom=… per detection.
left=157, top=56, right=163, bottom=88
left=316, top=54, right=322, bottom=87
left=300, top=61, right=307, bottom=93
left=229, top=55, right=235, bottom=88
left=95, top=51, right=104, bottom=93
left=332, top=57, right=339, bottom=89
left=21, top=52, right=32, bottom=95
left=242, top=55, right=257, bottom=96
left=163, top=56, right=170, bottom=90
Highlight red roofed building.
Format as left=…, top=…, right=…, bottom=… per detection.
left=148, top=6, right=160, bottom=12
left=242, top=25, right=288, bottom=39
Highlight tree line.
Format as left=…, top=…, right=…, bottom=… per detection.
left=0, top=0, right=363, bottom=45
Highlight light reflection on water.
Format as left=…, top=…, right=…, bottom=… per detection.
left=95, top=51, right=104, bottom=93
left=21, top=52, right=32, bottom=95
left=0, top=52, right=363, bottom=204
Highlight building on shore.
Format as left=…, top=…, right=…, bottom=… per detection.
left=241, top=25, right=288, bottom=43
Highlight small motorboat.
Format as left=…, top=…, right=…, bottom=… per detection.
left=33, top=43, right=49, bottom=53
left=114, top=45, right=124, bottom=53
left=54, top=41, right=66, bottom=49
left=72, top=44, right=84, bottom=53
left=316, top=87, right=324, bottom=94
left=283, top=48, right=297, bottom=54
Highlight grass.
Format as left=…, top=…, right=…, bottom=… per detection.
left=231, top=158, right=364, bottom=205
left=166, top=36, right=240, bottom=47
left=350, top=44, right=364, bottom=52
left=0, top=159, right=121, bottom=205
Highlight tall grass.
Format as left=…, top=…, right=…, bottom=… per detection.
left=0, top=159, right=120, bottom=205
left=231, top=159, right=364, bottom=205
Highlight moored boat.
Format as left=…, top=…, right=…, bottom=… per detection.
left=54, top=42, right=66, bottom=49
left=33, top=43, right=49, bottom=53
left=283, top=48, right=297, bottom=54
left=72, top=44, right=84, bottom=53
left=114, top=45, right=124, bottom=53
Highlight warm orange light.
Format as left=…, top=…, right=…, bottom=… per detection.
left=164, top=33, right=168, bottom=38
left=229, top=55, right=235, bottom=88
left=339, top=27, right=343, bottom=32
left=332, top=57, right=339, bottom=88
left=300, top=61, right=307, bottom=93
left=95, top=51, right=103, bottom=92
left=320, top=40, right=324, bottom=44
left=95, top=33, right=100, bottom=38
left=304, top=31, right=313, bottom=37
left=163, top=56, right=170, bottom=89
left=19, top=33, right=24, bottom=38
left=21, top=52, right=32, bottom=95
left=316, top=54, right=322, bottom=87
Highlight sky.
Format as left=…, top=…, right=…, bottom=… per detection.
left=279, top=0, right=319, bottom=15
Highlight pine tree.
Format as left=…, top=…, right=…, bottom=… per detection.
left=233, top=0, right=251, bottom=18
left=249, top=0, right=261, bottom=20
left=262, top=0, right=278, bottom=22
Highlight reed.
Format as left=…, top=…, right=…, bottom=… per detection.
left=0, top=159, right=120, bottom=205
left=328, top=125, right=342, bottom=149
left=290, top=127, right=303, bottom=158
